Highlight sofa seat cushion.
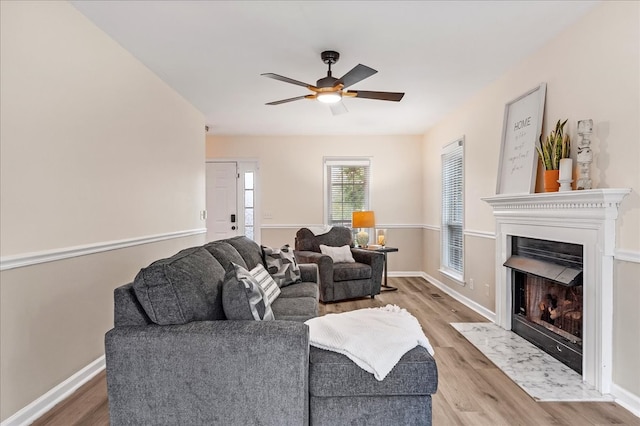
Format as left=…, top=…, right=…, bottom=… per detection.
left=133, top=246, right=226, bottom=325
left=333, top=262, right=372, bottom=282
left=271, top=296, right=318, bottom=322
left=309, top=346, right=438, bottom=397
left=278, top=282, right=319, bottom=300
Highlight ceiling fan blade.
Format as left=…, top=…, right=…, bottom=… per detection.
left=338, top=64, right=377, bottom=88
left=266, top=95, right=308, bottom=105
left=261, top=73, right=315, bottom=89
left=349, top=90, right=405, bottom=102
left=330, top=101, right=348, bottom=116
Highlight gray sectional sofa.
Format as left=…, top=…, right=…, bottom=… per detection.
left=105, top=236, right=438, bottom=425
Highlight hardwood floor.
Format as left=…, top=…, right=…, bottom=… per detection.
left=32, top=277, right=639, bottom=426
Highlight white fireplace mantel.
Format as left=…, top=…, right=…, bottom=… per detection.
left=482, top=188, right=631, bottom=394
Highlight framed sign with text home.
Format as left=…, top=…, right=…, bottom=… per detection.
left=496, top=83, right=546, bottom=194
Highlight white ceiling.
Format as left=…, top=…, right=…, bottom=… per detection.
left=71, top=1, right=598, bottom=136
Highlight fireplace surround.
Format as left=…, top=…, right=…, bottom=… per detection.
left=483, top=188, right=630, bottom=394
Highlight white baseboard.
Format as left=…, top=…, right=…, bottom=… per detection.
left=418, top=271, right=496, bottom=322
left=388, top=271, right=424, bottom=278
left=388, top=271, right=495, bottom=321
left=611, top=383, right=640, bottom=418
left=1, top=356, right=105, bottom=426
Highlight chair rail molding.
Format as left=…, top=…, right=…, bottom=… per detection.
left=260, top=224, right=425, bottom=229
left=0, top=228, right=206, bottom=271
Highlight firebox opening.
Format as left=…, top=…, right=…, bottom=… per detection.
left=507, top=236, right=584, bottom=374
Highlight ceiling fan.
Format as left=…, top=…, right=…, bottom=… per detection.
left=261, top=50, right=404, bottom=115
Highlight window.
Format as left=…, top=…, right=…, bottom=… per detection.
left=324, top=159, right=371, bottom=227
left=441, top=138, right=464, bottom=282
left=243, top=171, right=255, bottom=240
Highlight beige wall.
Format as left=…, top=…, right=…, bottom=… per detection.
left=0, top=1, right=206, bottom=257
left=422, top=0, right=639, bottom=400
left=613, top=260, right=640, bottom=397
left=0, top=1, right=206, bottom=420
left=0, top=234, right=204, bottom=420
left=207, top=135, right=424, bottom=272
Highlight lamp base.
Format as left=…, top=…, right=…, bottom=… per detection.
left=355, top=231, right=369, bottom=247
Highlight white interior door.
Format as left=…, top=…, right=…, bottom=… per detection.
left=206, top=162, right=238, bottom=242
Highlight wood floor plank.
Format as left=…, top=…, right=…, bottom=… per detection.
left=32, top=372, right=109, bottom=426
left=29, top=277, right=640, bottom=425
left=434, top=347, right=486, bottom=413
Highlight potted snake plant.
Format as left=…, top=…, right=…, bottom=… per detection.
left=537, top=119, right=570, bottom=191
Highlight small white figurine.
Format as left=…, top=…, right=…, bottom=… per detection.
left=576, top=119, right=593, bottom=190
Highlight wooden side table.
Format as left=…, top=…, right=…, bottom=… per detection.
left=371, top=247, right=398, bottom=291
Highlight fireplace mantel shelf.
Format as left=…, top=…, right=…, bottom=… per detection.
left=482, top=188, right=631, bottom=222
left=482, top=188, right=630, bottom=209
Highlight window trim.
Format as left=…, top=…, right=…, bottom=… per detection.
left=323, top=157, right=372, bottom=226
left=440, top=137, right=465, bottom=284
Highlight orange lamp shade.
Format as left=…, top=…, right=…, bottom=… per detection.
left=352, top=211, right=375, bottom=228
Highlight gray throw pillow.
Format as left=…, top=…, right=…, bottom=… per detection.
left=261, top=244, right=302, bottom=288
left=222, top=262, right=274, bottom=321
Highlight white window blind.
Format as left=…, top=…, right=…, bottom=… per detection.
left=441, top=139, right=464, bottom=279
left=325, top=159, right=370, bottom=227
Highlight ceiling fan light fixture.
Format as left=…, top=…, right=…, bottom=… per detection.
left=262, top=50, right=404, bottom=112
left=317, top=92, right=342, bottom=104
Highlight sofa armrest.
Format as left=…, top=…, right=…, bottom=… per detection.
left=350, top=248, right=383, bottom=265
left=106, top=320, right=309, bottom=426
left=299, top=263, right=319, bottom=283
left=295, top=250, right=334, bottom=287
left=351, top=249, right=385, bottom=289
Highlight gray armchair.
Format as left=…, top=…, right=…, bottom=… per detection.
left=294, top=227, right=384, bottom=303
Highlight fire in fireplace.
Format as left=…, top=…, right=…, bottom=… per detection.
left=506, top=236, right=583, bottom=373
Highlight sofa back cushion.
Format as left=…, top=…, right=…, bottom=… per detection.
left=295, top=227, right=353, bottom=252
left=225, top=236, right=264, bottom=270
left=114, top=283, right=153, bottom=327
left=204, top=240, right=248, bottom=271
left=133, top=246, right=226, bottom=325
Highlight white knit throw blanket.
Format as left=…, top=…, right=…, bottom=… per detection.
left=305, top=304, right=435, bottom=381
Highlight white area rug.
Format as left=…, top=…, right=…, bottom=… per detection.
left=451, top=322, right=613, bottom=402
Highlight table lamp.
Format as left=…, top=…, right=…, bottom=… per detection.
left=352, top=211, right=375, bottom=247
